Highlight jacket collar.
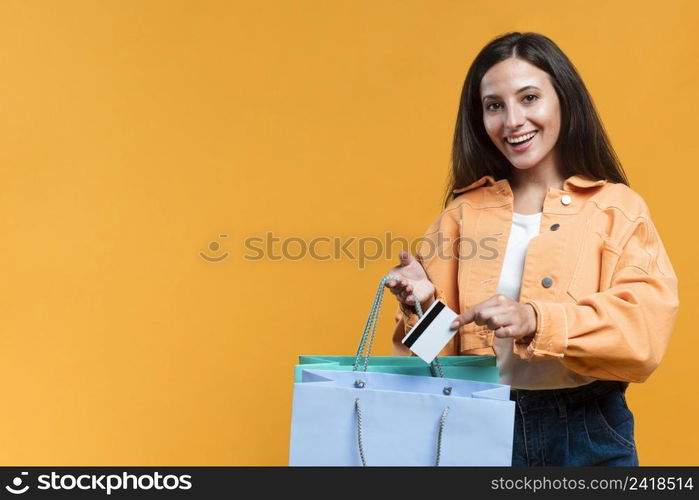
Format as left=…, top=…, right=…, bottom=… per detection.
left=452, top=174, right=606, bottom=195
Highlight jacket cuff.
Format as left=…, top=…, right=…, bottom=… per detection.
left=515, top=300, right=567, bottom=360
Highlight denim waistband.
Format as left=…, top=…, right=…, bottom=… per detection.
left=509, top=380, right=628, bottom=405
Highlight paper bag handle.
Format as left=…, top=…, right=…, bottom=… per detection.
left=352, top=274, right=447, bottom=385
left=354, top=397, right=450, bottom=466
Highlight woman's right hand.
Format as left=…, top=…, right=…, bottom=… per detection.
left=385, top=250, right=436, bottom=315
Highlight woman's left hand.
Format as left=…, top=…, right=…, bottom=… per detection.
left=449, top=294, right=537, bottom=344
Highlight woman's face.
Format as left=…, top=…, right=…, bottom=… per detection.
left=480, top=57, right=561, bottom=173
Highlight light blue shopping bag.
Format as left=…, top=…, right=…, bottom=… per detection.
left=289, top=369, right=515, bottom=466
left=289, top=274, right=515, bottom=466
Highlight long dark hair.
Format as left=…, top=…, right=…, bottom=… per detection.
left=444, top=32, right=629, bottom=208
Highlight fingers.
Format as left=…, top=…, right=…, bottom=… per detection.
left=386, top=279, right=407, bottom=292
left=449, top=297, right=532, bottom=341
left=385, top=278, right=411, bottom=303
left=403, top=282, right=413, bottom=299
left=386, top=278, right=419, bottom=316
left=449, top=306, right=480, bottom=330
left=493, top=326, right=511, bottom=338
left=450, top=294, right=512, bottom=330
left=449, top=313, right=467, bottom=330
left=476, top=306, right=506, bottom=328
left=450, top=305, right=509, bottom=331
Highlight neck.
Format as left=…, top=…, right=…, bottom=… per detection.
left=508, top=165, right=566, bottom=192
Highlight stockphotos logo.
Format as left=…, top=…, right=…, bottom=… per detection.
left=3, top=471, right=192, bottom=495
left=5, top=472, right=29, bottom=494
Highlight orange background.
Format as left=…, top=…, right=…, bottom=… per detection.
left=0, top=0, right=696, bottom=465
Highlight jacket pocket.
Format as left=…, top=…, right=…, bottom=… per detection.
left=598, top=238, right=622, bottom=292
left=566, top=232, right=604, bottom=302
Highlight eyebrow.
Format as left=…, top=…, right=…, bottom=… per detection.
left=482, top=85, right=542, bottom=101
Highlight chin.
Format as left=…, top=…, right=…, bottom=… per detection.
left=509, top=160, right=541, bottom=170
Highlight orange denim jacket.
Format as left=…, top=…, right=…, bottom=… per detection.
left=392, top=174, right=680, bottom=383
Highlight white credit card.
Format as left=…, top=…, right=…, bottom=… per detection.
left=401, top=299, right=459, bottom=363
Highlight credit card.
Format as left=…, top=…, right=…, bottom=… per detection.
left=401, top=299, right=459, bottom=363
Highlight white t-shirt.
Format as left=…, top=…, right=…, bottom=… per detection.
left=493, top=211, right=596, bottom=390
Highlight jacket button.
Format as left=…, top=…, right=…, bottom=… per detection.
left=550, top=223, right=560, bottom=231
left=541, top=277, right=553, bottom=288
left=561, top=195, right=572, bottom=206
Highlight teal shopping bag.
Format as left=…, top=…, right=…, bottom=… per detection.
left=295, top=273, right=499, bottom=384
left=294, top=355, right=498, bottom=383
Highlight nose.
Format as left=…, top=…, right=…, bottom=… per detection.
left=504, top=103, right=525, bottom=132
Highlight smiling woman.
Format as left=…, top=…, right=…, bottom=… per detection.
left=385, top=32, right=679, bottom=467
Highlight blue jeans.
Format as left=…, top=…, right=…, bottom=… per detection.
left=510, top=380, right=639, bottom=466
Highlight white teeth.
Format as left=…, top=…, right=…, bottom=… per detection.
left=506, top=131, right=536, bottom=144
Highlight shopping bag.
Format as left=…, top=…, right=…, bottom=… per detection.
left=289, top=274, right=515, bottom=466
left=289, top=369, right=515, bottom=466
left=294, top=355, right=499, bottom=383
left=295, top=272, right=499, bottom=383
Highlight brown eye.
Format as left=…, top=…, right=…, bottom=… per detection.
left=486, top=103, right=501, bottom=111
left=524, top=94, right=539, bottom=103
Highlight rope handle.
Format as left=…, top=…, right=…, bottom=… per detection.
left=355, top=397, right=450, bottom=466
left=352, top=274, right=447, bottom=389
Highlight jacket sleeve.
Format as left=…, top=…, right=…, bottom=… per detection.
left=391, top=206, right=462, bottom=356
left=516, top=206, right=680, bottom=383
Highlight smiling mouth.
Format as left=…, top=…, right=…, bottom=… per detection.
left=505, top=131, right=538, bottom=147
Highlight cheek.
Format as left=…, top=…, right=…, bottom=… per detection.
left=483, top=116, right=502, bottom=143
left=534, top=106, right=560, bottom=140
